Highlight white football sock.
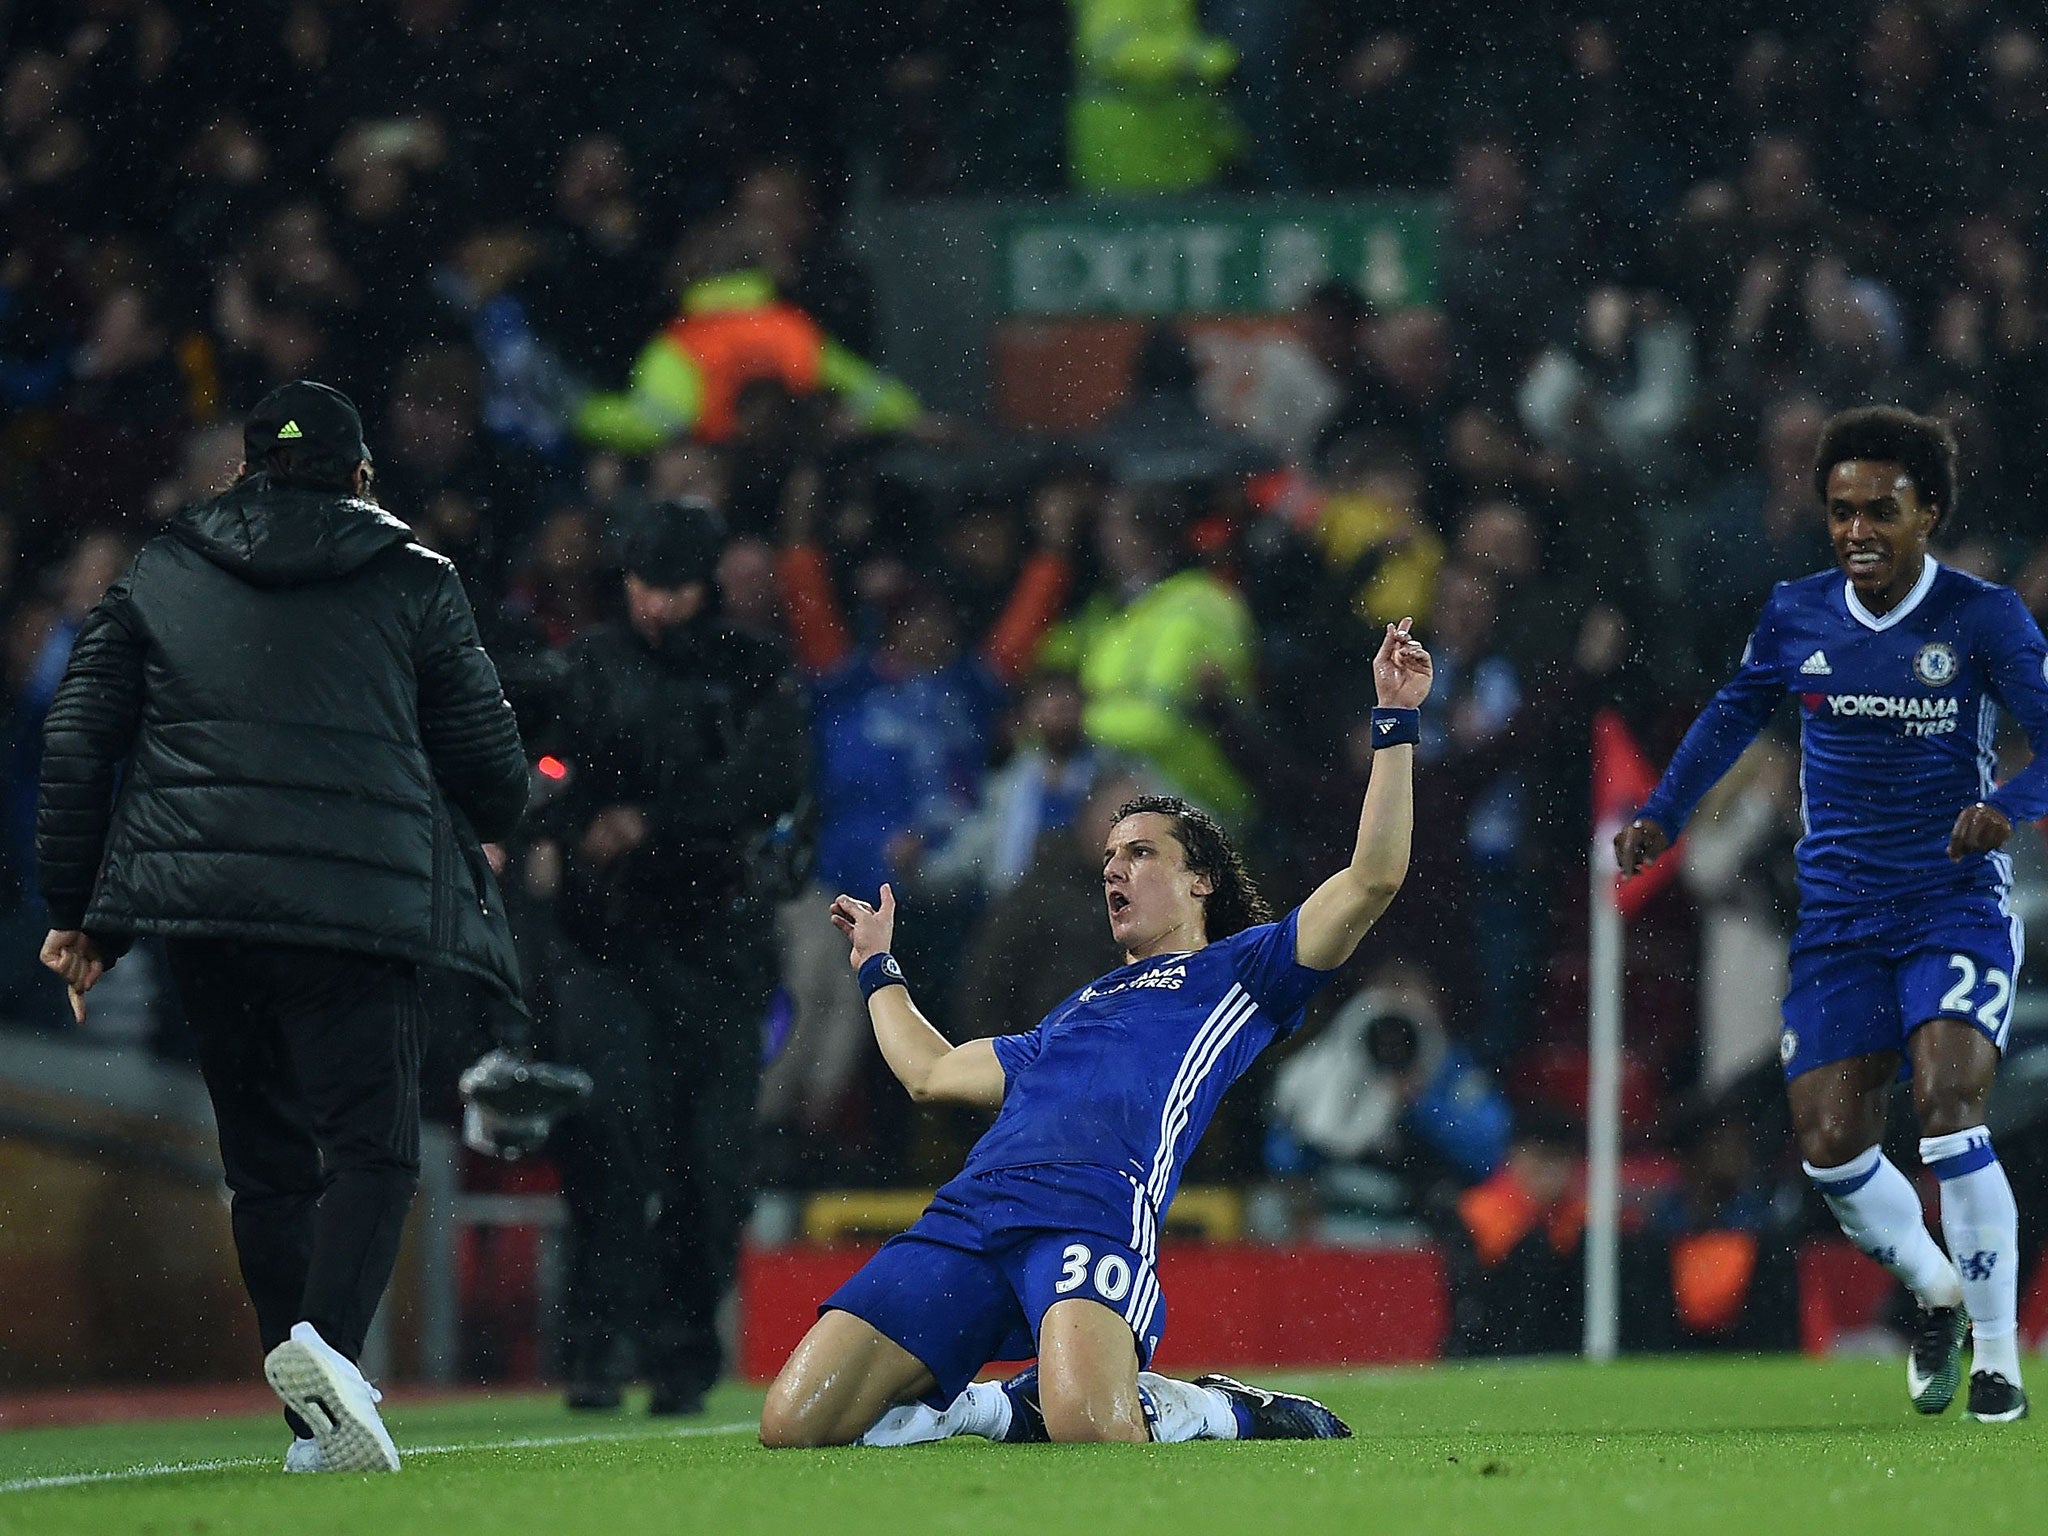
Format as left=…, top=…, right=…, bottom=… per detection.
left=1137, top=1373, right=1238, bottom=1441
left=1805, top=1144, right=1963, bottom=1309
left=858, top=1404, right=944, bottom=1447
left=858, top=1381, right=1011, bottom=1447
left=952, top=1381, right=1013, bottom=1439
left=1921, top=1128, right=2023, bottom=1386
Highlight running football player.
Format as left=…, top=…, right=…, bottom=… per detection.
left=1618, top=407, right=2044, bottom=1422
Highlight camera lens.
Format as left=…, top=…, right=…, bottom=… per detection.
left=1363, top=1012, right=1421, bottom=1071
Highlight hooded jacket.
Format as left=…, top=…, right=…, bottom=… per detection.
left=36, top=479, right=530, bottom=1001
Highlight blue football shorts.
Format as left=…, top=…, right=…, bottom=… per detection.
left=1780, top=895, right=2024, bottom=1079
left=821, top=1166, right=1164, bottom=1404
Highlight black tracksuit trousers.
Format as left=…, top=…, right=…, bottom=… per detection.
left=168, top=939, right=423, bottom=1384
left=549, top=918, right=775, bottom=1399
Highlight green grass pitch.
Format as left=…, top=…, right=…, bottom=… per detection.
left=0, top=1357, right=2038, bottom=1536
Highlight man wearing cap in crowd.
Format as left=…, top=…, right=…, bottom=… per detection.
left=35, top=380, right=531, bottom=1472
left=511, top=497, right=808, bottom=1415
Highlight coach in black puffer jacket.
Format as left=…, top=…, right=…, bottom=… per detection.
left=34, top=381, right=527, bottom=1466
left=36, top=474, right=528, bottom=998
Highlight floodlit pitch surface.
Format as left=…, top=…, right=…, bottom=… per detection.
left=1, top=1358, right=2040, bottom=1535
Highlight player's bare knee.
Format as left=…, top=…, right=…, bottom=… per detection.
left=1797, top=1116, right=1873, bottom=1170
left=758, top=1380, right=837, bottom=1449
left=758, top=1405, right=832, bottom=1449
left=1913, top=1085, right=1989, bottom=1139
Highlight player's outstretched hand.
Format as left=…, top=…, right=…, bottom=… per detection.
left=830, top=883, right=898, bottom=967
left=1614, top=818, right=1670, bottom=878
left=1948, top=801, right=2012, bottom=862
left=1374, top=618, right=1433, bottom=709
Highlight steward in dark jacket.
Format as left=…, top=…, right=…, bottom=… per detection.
left=511, top=496, right=807, bottom=1415
left=34, top=380, right=527, bottom=1472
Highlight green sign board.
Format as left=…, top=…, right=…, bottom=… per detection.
left=994, top=199, right=1440, bottom=318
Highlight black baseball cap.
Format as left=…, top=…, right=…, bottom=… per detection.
left=244, top=380, right=371, bottom=472
left=618, top=498, right=728, bottom=588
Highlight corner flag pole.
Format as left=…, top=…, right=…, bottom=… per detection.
left=1584, top=832, right=1624, bottom=1361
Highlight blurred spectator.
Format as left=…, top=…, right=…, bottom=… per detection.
left=1639, top=1108, right=1801, bottom=1351
left=1068, top=0, right=1241, bottom=193
left=763, top=467, right=1073, bottom=1156
left=1442, top=1107, right=1586, bottom=1357
left=954, top=770, right=1143, bottom=1044
left=1517, top=286, right=1696, bottom=488
left=1435, top=134, right=1569, bottom=401
left=433, top=226, right=583, bottom=460
left=1830, top=2, right=1944, bottom=225
left=717, top=536, right=783, bottom=642
left=1319, top=306, right=1464, bottom=502
left=1297, top=13, right=1436, bottom=188
left=374, top=345, right=551, bottom=586
left=2, top=532, right=129, bottom=1027
left=44, top=277, right=190, bottom=529
left=1415, top=562, right=1533, bottom=1065
left=1680, top=736, right=1801, bottom=1095
left=1680, top=394, right=1834, bottom=668
left=734, top=162, right=877, bottom=356
left=1452, top=499, right=1549, bottom=662
left=529, top=134, right=667, bottom=379
left=501, top=503, right=604, bottom=651
left=1311, top=433, right=1447, bottom=628
left=147, top=424, right=244, bottom=526
left=1088, top=325, right=1274, bottom=486
left=324, top=114, right=450, bottom=351
left=1664, top=134, right=1840, bottom=347
left=1268, top=961, right=1511, bottom=1215
left=916, top=673, right=1130, bottom=902
left=1041, top=486, right=1257, bottom=825
left=574, top=219, right=919, bottom=454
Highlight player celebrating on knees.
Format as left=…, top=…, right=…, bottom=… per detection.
left=760, top=620, right=1432, bottom=1448
left=1618, top=406, right=2043, bottom=1423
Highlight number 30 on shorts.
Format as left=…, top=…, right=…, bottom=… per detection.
left=1054, top=1242, right=1134, bottom=1303
left=1938, top=954, right=2013, bottom=1030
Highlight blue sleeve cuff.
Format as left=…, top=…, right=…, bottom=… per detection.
left=1633, top=803, right=1678, bottom=839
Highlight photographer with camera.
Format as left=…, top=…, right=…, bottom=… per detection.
left=1268, top=961, right=1511, bottom=1216
left=516, top=496, right=809, bottom=1415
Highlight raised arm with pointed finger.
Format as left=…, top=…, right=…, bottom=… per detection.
left=1294, top=619, right=1433, bottom=971
left=833, top=883, right=1007, bottom=1109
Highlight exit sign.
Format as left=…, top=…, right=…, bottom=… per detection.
left=995, top=200, right=1440, bottom=318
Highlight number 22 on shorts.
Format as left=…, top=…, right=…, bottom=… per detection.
left=1938, top=954, right=2012, bottom=1031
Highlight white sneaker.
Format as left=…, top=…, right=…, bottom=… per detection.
left=263, top=1322, right=401, bottom=1472
left=284, top=1437, right=326, bottom=1472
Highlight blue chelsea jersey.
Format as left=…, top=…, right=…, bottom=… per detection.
left=963, top=907, right=1333, bottom=1221
left=1641, top=557, right=2048, bottom=931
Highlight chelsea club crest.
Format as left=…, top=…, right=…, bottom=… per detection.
left=1913, top=642, right=1958, bottom=687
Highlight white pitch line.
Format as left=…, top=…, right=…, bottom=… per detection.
left=0, top=1420, right=756, bottom=1495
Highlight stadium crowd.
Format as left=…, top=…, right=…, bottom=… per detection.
left=6, top=0, right=2048, bottom=1308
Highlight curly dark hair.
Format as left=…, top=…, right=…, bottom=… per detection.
left=1812, top=405, right=1958, bottom=530
left=1112, top=794, right=1271, bottom=940
left=233, top=456, right=376, bottom=500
